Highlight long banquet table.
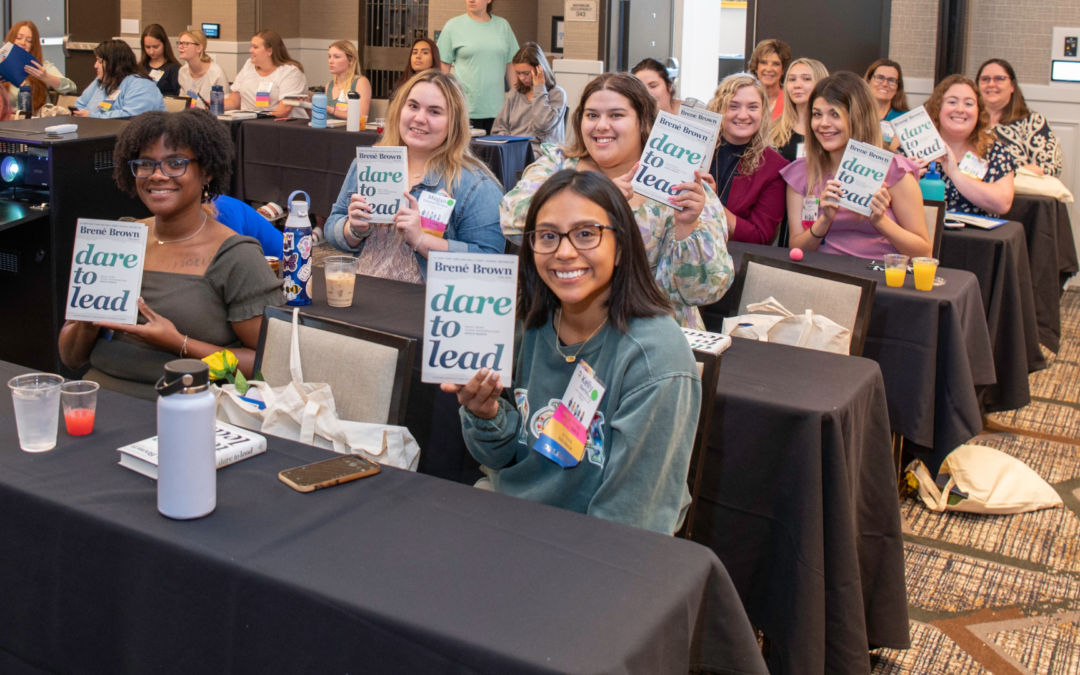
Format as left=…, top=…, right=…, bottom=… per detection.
left=0, top=361, right=767, bottom=675
left=301, top=270, right=910, bottom=675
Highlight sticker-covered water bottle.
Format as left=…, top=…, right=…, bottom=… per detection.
left=282, top=190, right=313, bottom=306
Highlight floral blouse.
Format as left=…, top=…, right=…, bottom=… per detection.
left=943, top=140, right=1016, bottom=218
left=994, top=111, right=1063, bottom=178
left=500, top=144, right=733, bottom=329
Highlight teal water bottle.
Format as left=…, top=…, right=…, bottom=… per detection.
left=920, top=161, right=946, bottom=202
left=282, top=191, right=313, bottom=306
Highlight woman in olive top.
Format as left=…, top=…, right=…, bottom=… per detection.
left=325, top=41, right=372, bottom=120
left=140, top=24, right=181, bottom=97
left=770, top=58, right=828, bottom=162
left=2, top=21, right=77, bottom=114
left=437, top=0, right=520, bottom=133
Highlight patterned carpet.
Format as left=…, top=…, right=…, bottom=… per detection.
left=872, top=287, right=1080, bottom=675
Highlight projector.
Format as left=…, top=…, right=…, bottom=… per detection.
left=0, top=147, right=49, bottom=187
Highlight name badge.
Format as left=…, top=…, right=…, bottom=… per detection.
left=879, top=120, right=894, bottom=143
left=796, top=143, right=805, bottom=159
left=149, top=69, right=164, bottom=82
left=98, top=90, right=120, bottom=113
left=533, top=361, right=606, bottom=468
left=958, top=151, right=989, bottom=180
left=418, top=191, right=455, bottom=238
left=255, top=80, right=273, bottom=108
left=801, top=195, right=819, bottom=227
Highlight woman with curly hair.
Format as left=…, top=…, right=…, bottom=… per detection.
left=59, top=108, right=284, bottom=400
left=925, top=73, right=1015, bottom=216
left=703, top=74, right=789, bottom=244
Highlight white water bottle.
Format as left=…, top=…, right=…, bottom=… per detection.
left=155, top=359, right=217, bottom=520
left=346, top=91, right=361, bottom=132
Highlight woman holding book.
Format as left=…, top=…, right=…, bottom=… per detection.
left=976, top=58, right=1062, bottom=177
left=492, top=43, right=566, bottom=156
left=632, top=58, right=683, bottom=115
left=500, top=72, right=731, bottom=330
left=445, top=169, right=701, bottom=535
left=58, top=109, right=285, bottom=401
left=390, top=38, right=441, bottom=102
left=177, top=29, right=231, bottom=109
left=770, top=58, right=829, bottom=162
left=781, top=72, right=930, bottom=258
left=2, top=21, right=77, bottom=114
left=702, top=74, right=788, bottom=244
left=225, top=30, right=308, bottom=118
left=864, top=59, right=908, bottom=151
left=925, top=74, right=1015, bottom=217
left=140, top=24, right=181, bottom=97
left=749, top=39, right=791, bottom=120
left=73, top=40, right=166, bottom=118
left=325, top=41, right=372, bottom=120
left=324, top=70, right=505, bottom=283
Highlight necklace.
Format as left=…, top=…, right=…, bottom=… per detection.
left=153, top=211, right=207, bottom=245
left=554, top=309, right=607, bottom=363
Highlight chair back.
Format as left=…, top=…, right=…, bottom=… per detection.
left=369, top=98, right=389, bottom=120
left=254, top=307, right=416, bottom=425
left=732, top=253, right=876, bottom=356
left=56, top=94, right=78, bottom=110
left=163, top=95, right=192, bottom=112
left=923, top=198, right=945, bottom=258
left=676, top=347, right=722, bottom=540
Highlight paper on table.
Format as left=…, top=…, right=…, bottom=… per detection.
left=835, top=139, right=893, bottom=217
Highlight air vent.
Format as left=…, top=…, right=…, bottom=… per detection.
left=93, top=149, right=115, bottom=172
left=0, top=249, right=18, bottom=275
left=0, top=141, right=30, bottom=154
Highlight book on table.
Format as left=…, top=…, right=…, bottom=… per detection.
left=945, top=212, right=1008, bottom=229
left=472, top=135, right=533, bottom=144
left=632, top=111, right=715, bottom=209
left=355, top=146, right=408, bottom=224
left=118, top=421, right=267, bottom=480
left=65, top=219, right=148, bottom=325
left=422, top=251, right=518, bottom=386
left=835, top=139, right=894, bottom=217
left=682, top=328, right=732, bottom=355
left=890, top=105, right=947, bottom=162
left=677, top=106, right=722, bottom=173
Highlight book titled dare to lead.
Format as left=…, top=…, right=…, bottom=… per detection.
left=65, top=219, right=148, bottom=325
left=422, top=252, right=518, bottom=386
left=632, top=111, right=714, bottom=209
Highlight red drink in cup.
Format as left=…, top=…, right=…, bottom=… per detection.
left=61, top=381, right=99, bottom=436
left=65, top=408, right=95, bottom=435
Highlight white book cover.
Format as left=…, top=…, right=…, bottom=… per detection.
left=355, top=146, right=408, bottom=223
left=65, top=219, right=148, bottom=325
left=118, top=421, right=268, bottom=479
left=890, top=105, right=946, bottom=162
left=422, top=252, right=518, bottom=386
left=677, top=106, right=722, bottom=172
left=682, top=328, right=731, bottom=355
left=633, top=111, right=714, bottom=209
left=835, top=139, right=894, bottom=217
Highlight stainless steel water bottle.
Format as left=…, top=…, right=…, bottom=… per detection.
left=155, top=359, right=216, bottom=520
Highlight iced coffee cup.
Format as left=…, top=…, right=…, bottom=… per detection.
left=324, top=256, right=359, bottom=307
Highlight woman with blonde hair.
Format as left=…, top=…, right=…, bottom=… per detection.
left=780, top=72, right=929, bottom=258
left=703, top=74, right=789, bottom=244
left=925, top=73, right=1015, bottom=216
left=2, top=20, right=77, bottom=113
left=325, top=70, right=505, bottom=283
left=770, top=58, right=828, bottom=162
left=325, top=40, right=372, bottom=120
left=501, top=72, right=731, bottom=330
left=226, top=30, right=308, bottom=118
left=748, top=39, right=791, bottom=120
left=492, top=42, right=566, bottom=155
left=176, top=29, right=231, bottom=109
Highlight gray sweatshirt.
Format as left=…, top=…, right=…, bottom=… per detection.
left=491, top=84, right=567, bottom=157
left=461, top=315, right=701, bottom=535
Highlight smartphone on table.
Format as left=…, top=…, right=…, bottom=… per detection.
left=279, top=454, right=380, bottom=493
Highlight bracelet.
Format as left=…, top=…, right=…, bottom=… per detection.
left=412, top=235, right=423, bottom=253
left=348, top=223, right=366, bottom=240
left=179, top=335, right=189, bottom=358
left=808, top=223, right=826, bottom=239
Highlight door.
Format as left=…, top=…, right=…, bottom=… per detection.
left=609, top=0, right=673, bottom=73
left=64, top=0, right=119, bottom=91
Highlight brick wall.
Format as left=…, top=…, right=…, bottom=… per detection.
left=888, top=0, right=938, bottom=79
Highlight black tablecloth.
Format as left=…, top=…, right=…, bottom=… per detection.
left=233, top=119, right=534, bottom=215
left=0, top=362, right=766, bottom=675
left=1005, top=194, right=1079, bottom=352
left=940, top=221, right=1045, bottom=411
left=702, top=243, right=996, bottom=472
left=303, top=270, right=908, bottom=675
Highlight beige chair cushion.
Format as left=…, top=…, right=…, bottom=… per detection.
left=739, top=261, right=863, bottom=338
left=260, top=318, right=400, bottom=424
left=924, top=203, right=941, bottom=251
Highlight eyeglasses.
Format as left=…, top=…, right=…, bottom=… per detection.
left=978, top=75, right=1009, bottom=85
left=870, top=74, right=899, bottom=87
left=129, top=158, right=195, bottom=178
left=176, top=41, right=198, bottom=47
left=527, top=224, right=615, bottom=254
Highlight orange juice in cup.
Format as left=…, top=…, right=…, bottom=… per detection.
left=912, top=257, right=938, bottom=291
left=883, top=253, right=908, bottom=288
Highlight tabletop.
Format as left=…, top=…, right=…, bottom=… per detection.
left=0, top=360, right=766, bottom=675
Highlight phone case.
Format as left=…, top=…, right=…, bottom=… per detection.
left=278, top=455, right=381, bottom=493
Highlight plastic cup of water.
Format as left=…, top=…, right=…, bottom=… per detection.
left=324, top=255, right=359, bottom=308
left=61, top=380, right=99, bottom=436
left=8, top=373, right=64, bottom=452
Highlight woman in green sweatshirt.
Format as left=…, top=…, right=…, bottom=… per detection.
left=442, top=169, right=702, bottom=535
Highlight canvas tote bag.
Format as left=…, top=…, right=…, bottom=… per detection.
left=721, top=296, right=852, bottom=354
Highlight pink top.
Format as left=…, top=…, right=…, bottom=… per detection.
left=780, top=154, right=921, bottom=259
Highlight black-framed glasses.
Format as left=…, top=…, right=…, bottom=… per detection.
left=870, top=74, right=898, bottom=87
left=129, top=158, right=195, bottom=178
left=527, top=224, right=615, bottom=254
left=978, top=75, right=1009, bottom=85
left=176, top=41, right=198, bottom=47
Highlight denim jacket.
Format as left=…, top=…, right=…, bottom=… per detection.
left=325, top=159, right=506, bottom=279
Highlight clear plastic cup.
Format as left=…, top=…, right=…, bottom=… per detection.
left=912, top=257, right=939, bottom=292
left=883, top=253, right=909, bottom=288
left=8, top=373, right=64, bottom=452
left=61, top=381, right=99, bottom=436
left=359, top=115, right=368, bottom=131
left=324, top=255, right=359, bottom=307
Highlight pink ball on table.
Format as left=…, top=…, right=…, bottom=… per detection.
left=789, top=248, right=804, bottom=261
